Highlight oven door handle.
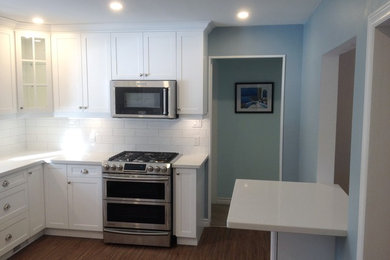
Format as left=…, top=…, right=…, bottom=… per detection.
left=103, top=175, right=169, bottom=181
left=104, top=228, right=169, bottom=236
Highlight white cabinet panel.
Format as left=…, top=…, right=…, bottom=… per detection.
left=67, top=177, right=102, bottom=231
left=176, top=31, right=207, bottom=115
left=144, top=32, right=176, bottom=80
left=0, top=213, right=29, bottom=256
left=52, top=33, right=83, bottom=113
left=111, top=33, right=143, bottom=80
left=0, top=28, right=16, bottom=114
left=44, top=164, right=68, bottom=229
left=174, top=168, right=197, bottom=238
left=81, top=33, right=111, bottom=113
left=27, top=165, right=45, bottom=236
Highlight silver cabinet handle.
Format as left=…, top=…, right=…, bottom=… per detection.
left=81, top=169, right=89, bottom=174
left=67, top=181, right=71, bottom=184
left=139, top=73, right=144, bottom=77
left=2, top=180, right=9, bottom=187
left=84, top=106, right=88, bottom=109
left=176, top=172, right=180, bottom=175
left=3, top=203, right=10, bottom=211
left=144, top=73, right=149, bottom=77
left=79, top=106, right=83, bottom=109
left=5, top=234, right=12, bottom=242
left=28, top=171, right=32, bottom=175
left=19, top=107, right=24, bottom=110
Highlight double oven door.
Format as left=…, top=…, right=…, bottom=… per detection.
left=103, top=174, right=171, bottom=231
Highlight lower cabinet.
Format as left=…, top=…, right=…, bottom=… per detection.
left=26, top=165, right=45, bottom=236
left=174, top=165, right=206, bottom=245
left=0, top=212, right=29, bottom=256
left=44, top=163, right=102, bottom=231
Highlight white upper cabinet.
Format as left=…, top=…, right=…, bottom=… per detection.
left=52, top=32, right=111, bottom=114
left=15, top=31, right=52, bottom=112
left=81, top=33, right=111, bottom=113
left=111, top=32, right=176, bottom=80
left=111, top=32, right=143, bottom=79
left=0, top=28, right=17, bottom=114
left=143, top=32, right=176, bottom=80
left=176, top=31, right=207, bottom=115
left=52, top=33, right=83, bottom=113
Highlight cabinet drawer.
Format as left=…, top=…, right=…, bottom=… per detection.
left=0, top=213, right=28, bottom=256
left=67, top=165, right=102, bottom=177
left=0, top=172, right=26, bottom=193
left=0, top=185, right=27, bottom=223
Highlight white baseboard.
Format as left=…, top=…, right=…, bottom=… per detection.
left=177, top=237, right=198, bottom=246
left=215, top=197, right=231, bottom=205
left=45, top=228, right=103, bottom=239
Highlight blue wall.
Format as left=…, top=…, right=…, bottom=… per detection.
left=214, top=58, right=282, bottom=198
left=299, top=0, right=389, bottom=259
left=209, top=25, right=303, bottom=182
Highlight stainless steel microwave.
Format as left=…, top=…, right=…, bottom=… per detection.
left=111, top=80, right=177, bottom=119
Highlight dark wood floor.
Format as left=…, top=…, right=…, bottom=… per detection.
left=11, top=227, right=270, bottom=260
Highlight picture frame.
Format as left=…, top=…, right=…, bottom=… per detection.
left=235, top=82, right=274, bottom=113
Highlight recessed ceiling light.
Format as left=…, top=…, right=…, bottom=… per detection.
left=32, top=17, right=44, bottom=24
left=237, top=11, right=249, bottom=20
left=109, top=1, right=123, bottom=11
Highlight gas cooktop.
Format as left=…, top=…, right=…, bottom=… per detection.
left=108, top=151, right=179, bottom=163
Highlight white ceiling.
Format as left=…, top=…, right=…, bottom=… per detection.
left=0, top=0, right=322, bottom=26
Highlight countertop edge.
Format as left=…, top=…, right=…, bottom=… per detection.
left=172, top=154, right=209, bottom=168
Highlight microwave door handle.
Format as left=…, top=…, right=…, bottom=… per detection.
left=162, top=88, right=168, bottom=115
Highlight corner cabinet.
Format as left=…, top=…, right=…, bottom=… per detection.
left=0, top=28, right=17, bottom=114
left=51, top=33, right=110, bottom=114
left=15, top=31, right=52, bottom=112
left=111, top=32, right=176, bottom=80
left=44, top=163, right=102, bottom=231
left=176, top=31, right=208, bottom=115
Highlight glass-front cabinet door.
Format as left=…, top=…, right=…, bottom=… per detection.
left=16, top=31, right=52, bottom=112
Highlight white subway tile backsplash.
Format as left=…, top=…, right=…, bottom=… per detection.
left=0, top=117, right=209, bottom=156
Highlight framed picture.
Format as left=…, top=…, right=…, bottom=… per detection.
left=235, top=82, right=274, bottom=113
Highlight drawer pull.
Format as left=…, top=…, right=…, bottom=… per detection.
left=28, top=171, right=32, bottom=175
left=2, top=180, right=9, bottom=187
left=5, top=234, right=12, bottom=242
left=3, top=203, right=10, bottom=211
left=81, top=169, right=89, bottom=174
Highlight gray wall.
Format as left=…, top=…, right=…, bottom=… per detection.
left=299, top=0, right=389, bottom=259
left=209, top=25, right=303, bottom=182
left=214, top=58, right=282, bottom=198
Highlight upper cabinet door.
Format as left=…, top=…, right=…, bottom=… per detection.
left=51, top=33, right=83, bottom=113
left=15, top=31, right=52, bottom=113
left=144, top=32, right=176, bottom=80
left=176, top=31, right=206, bottom=115
left=111, top=33, right=143, bottom=80
left=0, top=28, right=17, bottom=114
left=81, top=33, right=111, bottom=113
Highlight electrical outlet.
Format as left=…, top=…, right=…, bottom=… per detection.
left=194, top=137, right=200, bottom=146
left=192, top=120, right=202, bottom=128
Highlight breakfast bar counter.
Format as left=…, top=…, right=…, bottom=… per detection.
left=227, top=179, right=348, bottom=260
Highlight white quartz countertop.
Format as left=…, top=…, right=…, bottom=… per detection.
left=227, top=179, right=348, bottom=236
left=0, top=151, right=111, bottom=176
left=172, top=153, right=208, bottom=168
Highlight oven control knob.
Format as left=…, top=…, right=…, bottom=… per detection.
left=147, top=166, right=154, bottom=172
left=110, top=164, right=117, bottom=171
left=161, top=166, right=167, bottom=173
left=103, top=164, right=110, bottom=171
left=117, top=164, right=123, bottom=171
left=154, top=166, right=161, bottom=172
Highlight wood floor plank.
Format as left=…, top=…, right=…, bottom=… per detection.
left=10, top=227, right=270, bottom=260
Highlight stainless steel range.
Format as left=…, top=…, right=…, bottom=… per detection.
left=102, top=151, right=179, bottom=247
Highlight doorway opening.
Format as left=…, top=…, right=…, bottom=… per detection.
left=208, top=56, right=285, bottom=210
left=317, top=38, right=356, bottom=194
left=358, top=4, right=390, bottom=258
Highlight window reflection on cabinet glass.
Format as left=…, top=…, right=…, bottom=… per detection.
left=21, top=37, right=33, bottom=60
left=23, top=85, right=35, bottom=108
left=34, top=38, right=46, bottom=60
left=36, top=86, right=47, bottom=107
left=35, top=62, right=46, bottom=84
left=22, top=62, right=34, bottom=84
